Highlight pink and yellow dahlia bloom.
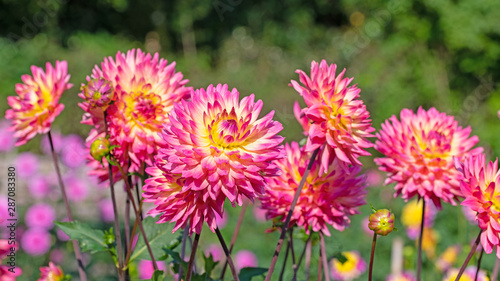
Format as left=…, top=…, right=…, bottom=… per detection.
left=79, top=49, right=192, bottom=180
left=5, top=61, right=72, bottom=146
left=260, top=142, right=367, bottom=235
left=368, top=209, right=395, bottom=236
left=143, top=84, right=284, bottom=235
left=291, top=60, right=374, bottom=173
left=442, top=266, right=489, bottom=281
left=38, top=262, right=65, bottom=281
left=330, top=251, right=367, bottom=281
left=375, top=107, right=482, bottom=208
left=454, top=154, right=500, bottom=258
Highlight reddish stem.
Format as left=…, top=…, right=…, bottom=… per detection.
left=368, top=232, right=377, bottom=281
left=417, top=199, right=426, bottom=281
left=220, top=203, right=247, bottom=279
left=455, top=229, right=483, bottom=281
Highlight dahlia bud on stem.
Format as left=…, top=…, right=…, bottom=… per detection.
left=368, top=207, right=396, bottom=281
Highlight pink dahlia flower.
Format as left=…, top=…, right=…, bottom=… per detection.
left=0, top=266, right=22, bottom=280
left=5, top=61, right=72, bottom=146
left=291, top=60, right=374, bottom=173
left=260, top=142, right=366, bottom=235
left=21, top=228, right=52, bottom=256
left=79, top=49, right=192, bottom=182
left=143, top=84, right=284, bottom=235
left=204, top=244, right=225, bottom=262
left=37, top=262, right=64, bottom=281
left=375, top=107, right=482, bottom=208
left=442, top=266, right=488, bottom=281
left=454, top=154, right=500, bottom=258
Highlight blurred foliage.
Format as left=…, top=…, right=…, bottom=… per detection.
left=1, top=0, right=500, bottom=280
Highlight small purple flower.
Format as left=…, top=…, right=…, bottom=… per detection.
left=235, top=250, right=258, bottom=272
left=0, top=120, right=15, bottom=152
left=25, top=203, right=56, bottom=229
left=21, top=228, right=52, bottom=256
left=137, top=260, right=166, bottom=280
left=64, top=175, right=89, bottom=202
left=99, top=199, right=115, bottom=223
left=28, top=176, right=51, bottom=199
left=204, top=244, right=224, bottom=262
left=14, top=152, right=39, bottom=178
left=61, top=134, right=87, bottom=168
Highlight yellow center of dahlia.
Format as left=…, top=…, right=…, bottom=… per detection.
left=123, top=91, right=162, bottom=128
left=413, top=128, right=450, bottom=159
left=334, top=252, right=357, bottom=273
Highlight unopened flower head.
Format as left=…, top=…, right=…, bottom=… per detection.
left=79, top=49, right=192, bottom=182
left=375, top=107, right=482, bottom=208
left=291, top=60, right=374, bottom=173
left=368, top=208, right=395, bottom=236
left=80, top=78, right=114, bottom=109
left=260, top=142, right=367, bottom=235
left=5, top=61, right=72, bottom=146
left=143, top=84, right=284, bottom=235
left=455, top=153, right=500, bottom=258
left=38, top=262, right=65, bottom=281
left=90, top=137, right=111, bottom=162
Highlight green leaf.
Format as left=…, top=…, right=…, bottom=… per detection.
left=130, top=217, right=179, bottom=263
left=55, top=221, right=107, bottom=254
left=203, top=253, right=219, bottom=277
left=162, top=249, right=188, bottom=275
left=238, top=267, right=268, bottom=281
left=150, top=270, right=165, bottom=281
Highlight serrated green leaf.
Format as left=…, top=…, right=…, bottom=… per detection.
left=55, top=221, right=107, bottom=254
left=130, top=217, right=177, bottom=263
left=150, top=270, right=165, bottom=281
left=238, top=267, right=268, bottom=281
left=203, top=253, right=219, bottom=277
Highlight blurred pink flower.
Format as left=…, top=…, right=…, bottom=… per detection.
left=0, top=196, right=11, bottom=228
left=5, top=61, right=72, bottom=146
left=235, top=250, right=258, bottom=272
left=49, top=249, right=64, bottom=264
left=56, top=218, right=70, bottom=242
left=253, top=204, right=267, bottom=223
left=361, top=217, right=372, bottom=236
left=40, top=131, right=64, bottom=154
left=28, top=176, right=51, bottom=199
left=215, top=212, right=229, bottom=229
left=436, top=244, right=461, bottom=273
left=21, top=228, right=52, bottom=256
left=455, top=154, right=500, bottom=257
left=204, top=244, right=224, bottom=262
left=137, top=260, right=166, bottom=280
left=0, top=120, right=15, bottom=152
left=366, top=169, right=383, bottom=187
left=25, top=203, right=56, bottom=229
left=144, top=84, right=284, bottom=235
left=0, top=239, right=16, bottom=258
left=375, top=107, right=482, bottom=209
left=330, top=251, right=367, bottom=281
left=461, top=205, right=476, bottom=224
left=99, top=199, right=115, bottom=223
left=14, top=152, right=39, bottom=178
left=291, top=60, right=374, bottom=173
left=61, top=134, right=87, bottom=168
left=442, top=266, right=488, bottom=281
left=260, top=142, right=367, bottom=235
left=64, top=175, right=89, bottom=202
left=386, top=271, right=416, bottom=281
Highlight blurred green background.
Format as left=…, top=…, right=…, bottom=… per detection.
left=1, top=0, right=500, bottom=280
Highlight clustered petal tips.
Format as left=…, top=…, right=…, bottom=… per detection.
left=38, top=262, right=65, bottom=281
left=291, top=60, right=374, bottom=173
left=79, top=49, right=192, bottom=181
left=5, top=61, right=72, bottom=146
left=143, top=84, right=284, bottom=235
left=375, top=107, right=483, bottom=208
left=454, top=153, right=500, bottom=258
left=260, top=142, right=367, bottom=235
